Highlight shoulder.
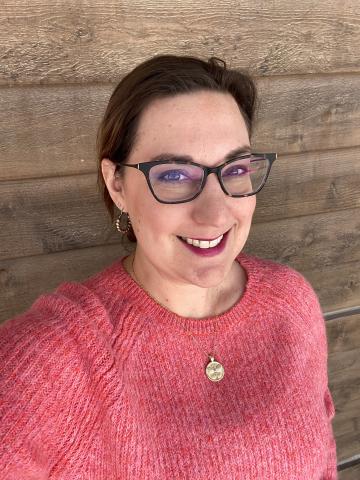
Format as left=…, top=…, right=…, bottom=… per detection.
left=0, top=261, right=124, bottom=383
left=241, top=252, right=317, bottom=294
left=0, top=281, right=112, bottom=376
left=0, top=278, right=113, bottom=349
left=0, top=255, right=141, bottom=379
left=240, top=253, right=324, bottom=331
left=0, top=274, right=123, bottom=428
left=0, top=277, right=121, bottom=472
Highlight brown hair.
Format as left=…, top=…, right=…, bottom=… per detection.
left=96, top=54, right=258, bottom=242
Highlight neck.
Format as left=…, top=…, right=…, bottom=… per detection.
left=123, top=251, right=245, bottom=319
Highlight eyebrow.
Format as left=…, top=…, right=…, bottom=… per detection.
left=147, top=146, right=252, bottom=165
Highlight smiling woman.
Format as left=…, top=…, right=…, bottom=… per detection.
left=0, top=55, right=337, bottom=479
left=101, top=90, right=259, bottom=318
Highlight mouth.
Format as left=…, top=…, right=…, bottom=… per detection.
left=176, top=228, right=231, bottom=257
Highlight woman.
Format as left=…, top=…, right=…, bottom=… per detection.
left=0, top=55, right=337, bottom=479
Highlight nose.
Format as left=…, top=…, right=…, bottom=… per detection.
left=190, top=173, right=229, bottom=225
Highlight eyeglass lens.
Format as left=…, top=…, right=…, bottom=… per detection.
left=148, top=155, right=270, bottom=202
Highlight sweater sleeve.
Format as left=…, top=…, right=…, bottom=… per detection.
left=300, top=277, right=338, bottom=479
left=0, top=284, right=115, bottom=479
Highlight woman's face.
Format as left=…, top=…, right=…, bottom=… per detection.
left=102, top=90, right=256, bottom=288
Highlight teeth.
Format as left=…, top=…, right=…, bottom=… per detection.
left=180, top=234, right=223, bottom=249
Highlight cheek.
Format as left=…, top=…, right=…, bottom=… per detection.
left=249, top=196, right=256, bottom=215
left=130, top=200, right=184, bottom=238
left=127, top=197, right=151, bottom=237
left=233, top=196, right=256, bottom=219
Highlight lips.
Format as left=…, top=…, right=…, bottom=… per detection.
left=177, top=229, right=230, bottom=257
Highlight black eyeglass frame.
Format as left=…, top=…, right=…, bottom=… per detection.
left=114, top=152, right=277, bottom=204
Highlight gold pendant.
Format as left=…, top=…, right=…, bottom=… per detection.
left=205, top=356, right=225, bottom=382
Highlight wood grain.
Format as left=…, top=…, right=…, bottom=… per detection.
left=0, top=243, right=133, bottom=322
left=255, top=147, right=360, bottom=223
left=247, top=205, right=360, bottom=278
left=0, top=83, right=109, bottom=181
left=254, top=73, right=360, bottom=154
left=0, top=173, right=119, bottom=261
left=1, top=74, right=360, bottom=182
left=299, top=259, right=360, bottom=312
left=338, top=463, right=360, bottom=480
left=1, top=1, right=359, bottom=85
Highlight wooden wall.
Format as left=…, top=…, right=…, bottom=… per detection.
left=0, top=1, right=359, bottom=476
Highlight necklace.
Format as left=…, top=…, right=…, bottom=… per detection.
left=128, top=255, right=225, bottom=382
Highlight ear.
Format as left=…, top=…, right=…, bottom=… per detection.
left=101, top=158, right=129, bottom=211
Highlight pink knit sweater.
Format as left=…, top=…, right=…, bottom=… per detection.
left=0, top=252, right=337, bottom=479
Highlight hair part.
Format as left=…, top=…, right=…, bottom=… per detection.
left=96, top=54, right=258, bottom=242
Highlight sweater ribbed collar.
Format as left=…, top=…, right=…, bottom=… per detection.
left=108, top=252, right=264, bottom=336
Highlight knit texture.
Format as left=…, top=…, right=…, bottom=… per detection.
left=0, top=252, right=337, bottom=479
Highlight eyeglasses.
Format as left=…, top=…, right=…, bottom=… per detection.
left=115, top=152, right=277, bottom=204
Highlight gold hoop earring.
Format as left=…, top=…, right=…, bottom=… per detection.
left=115, top=208, right=132, bottom=235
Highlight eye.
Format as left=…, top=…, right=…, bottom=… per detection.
left=158, top=170, right=189, bottom=182
left=222, top=165, right=248, bottom=177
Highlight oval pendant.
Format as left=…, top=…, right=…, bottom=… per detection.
left=206, top=356, right=225, bottom=382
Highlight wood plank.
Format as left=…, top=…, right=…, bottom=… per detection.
left=254, top=147, right=360, bottom=223
left=1, top=75, right=360, bottom=182
left=0, top=83, right=110, bottom=180
left=247, top=207, right=360, bottom=279
left=299, top=260, right=360, bottom=312
left=327, top=313, right=360, bottom=462
left=1, top=1, right=359, bottom=85
left=0, top=243, right=133, bottom=323
left=254, top=73, right=360, bottom=154
left=0, top=173, right=120, bottom=260
left=339, top=463, right=360, bottom=480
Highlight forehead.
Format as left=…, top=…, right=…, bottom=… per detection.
left=130, top=91, right=250, bottom=161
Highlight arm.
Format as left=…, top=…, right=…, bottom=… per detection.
left=0, top=283, right=116, bottom=479
left=305, top=280, right=338, bottom=479
left=291, top=271, right=338, bottom=479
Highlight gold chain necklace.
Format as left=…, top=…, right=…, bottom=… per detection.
left=129, top=256, right=225, bottom=382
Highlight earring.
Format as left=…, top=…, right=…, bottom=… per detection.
left=115, top=208, right=132, bottom=235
